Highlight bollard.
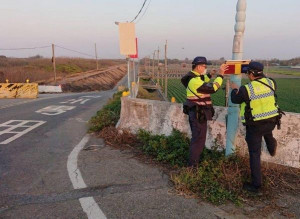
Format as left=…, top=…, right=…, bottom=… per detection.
left=171, top=97, right=176, bottom=103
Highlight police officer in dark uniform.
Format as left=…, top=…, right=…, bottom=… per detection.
left=181, top=57, right=228, bottom=167
left=230, top=61, right=282, bottom=193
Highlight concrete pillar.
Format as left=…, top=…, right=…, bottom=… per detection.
left=226, top=0, right=247, bottom=156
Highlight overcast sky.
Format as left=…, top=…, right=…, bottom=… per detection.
left=0, top=0, right=299, bottom=60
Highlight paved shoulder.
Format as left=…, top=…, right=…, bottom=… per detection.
left=78, top=135, right=228, bottom=218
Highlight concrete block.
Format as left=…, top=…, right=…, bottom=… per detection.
left=38, top=85, right=62, bottom=93
left=118, top=97, right=300, bottom=169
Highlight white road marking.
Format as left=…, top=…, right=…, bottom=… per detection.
left=36, top=105, right=75, bottom=116
left=60, top=98, right=89, bottom=104
left=60, top=96, right=101, bottom=105
left=80, top=95, right=102, bottom=98
left=67, top=135, right=106, bottom=219
left=0, top=120, right=46, bottom=144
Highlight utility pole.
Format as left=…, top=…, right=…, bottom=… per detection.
left=157, top=47, right=160, bottom=85
left=148, top=56, right=151, bottom=75
left=95, top=43, right=99, bottom=70
left=52, top=44, right=56, bottom=85
left=164, top=40, right=168, bottom=99
left=226, top=0, right=247, bottom=156
left=152, top=51, right=156, bottom=79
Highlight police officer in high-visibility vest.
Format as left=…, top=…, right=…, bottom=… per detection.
left=231, top=61, right=282, bottom=193
left=181, top=56, right=228, bottom=167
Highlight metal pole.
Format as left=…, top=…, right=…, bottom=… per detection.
left=226, top=0, right=247, bottom=156
left=152, top=51, right=155, bottom=79
left=95, top=43, right=99, bottom=70
left=52, top=44, right=56, bottom=85
left=225, top=79, right=230, bottom=107
left=164, top=40, right=168, bottom=99
left=148, top=56, right=150, bottom=75
left=127, top=57, right=130, bottom=95
left=157, top=47, right=160, bottom=85
left=133, top=59, right=136, bottom=83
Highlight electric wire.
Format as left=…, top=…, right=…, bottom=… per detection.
left=0, top=45, right=51, bottom=51
left=54, top=44, right=94, bottom=58
left=136, top=0, right=152, bottom=24
left=130, top=0, right=147, bottom=23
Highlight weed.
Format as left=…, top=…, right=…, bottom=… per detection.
left=137, top=129, right=190, bottom=167
left=89, top=91, right=122, bottom=132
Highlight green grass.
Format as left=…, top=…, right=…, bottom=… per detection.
left=268, top=67, right=300, bottom=76
left=89, top=91, right=123, bottom=132
left=165, top=78, right=300, bottom=113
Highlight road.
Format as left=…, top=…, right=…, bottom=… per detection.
left=0, top=79, right=125, bottom=218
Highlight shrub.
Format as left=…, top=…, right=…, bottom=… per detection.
left=137, top=129, right=190, bottom=167
left=89, top=91, right=122, bottom=132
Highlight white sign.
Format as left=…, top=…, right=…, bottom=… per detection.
left=118, top=22, right=136, bottom=55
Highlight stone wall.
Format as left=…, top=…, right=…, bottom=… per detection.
left=117, top=97, right=300, bottom=169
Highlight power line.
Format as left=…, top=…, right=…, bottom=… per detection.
left=136, top=0, right=152, bottom=24
left=0, top=45, right=51, bottom=51
left=130, top=0, right=147, bottom=23
left=54, top=44, right=94, bottom=58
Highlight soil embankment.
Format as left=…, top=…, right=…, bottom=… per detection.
left=57, top=64, right=127, bottom=92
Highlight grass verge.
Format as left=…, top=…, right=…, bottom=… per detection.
left=89, top=91, right=122, bottom=132
left=89, top=91, right=300, bottom=206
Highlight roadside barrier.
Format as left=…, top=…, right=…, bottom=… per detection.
left=38, top=85, right=62, bottom=93
left=118, top=97, right=300, bottom=169
left=0, top=83, right=38, bottom=99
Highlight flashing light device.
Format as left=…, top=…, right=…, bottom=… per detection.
left=224, top=60, right=251, bottom=75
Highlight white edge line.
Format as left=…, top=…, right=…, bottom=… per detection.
left=67, top=134, right=106, bottom=219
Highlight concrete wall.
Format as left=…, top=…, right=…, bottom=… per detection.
left=118, top=97, right=300, bottom=169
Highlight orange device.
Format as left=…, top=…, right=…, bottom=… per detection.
left=224, top=60, right=251, bottom=74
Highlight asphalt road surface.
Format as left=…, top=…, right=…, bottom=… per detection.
left=0, top=76, right=129, bottom=218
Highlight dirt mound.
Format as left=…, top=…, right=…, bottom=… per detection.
left=58, top=64, right=127, bottom=92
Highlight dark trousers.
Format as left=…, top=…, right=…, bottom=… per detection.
left=188, top=109, right=207, bottom=167
left=245, top=122, right=277, bottom=187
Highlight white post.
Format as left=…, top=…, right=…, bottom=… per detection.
left=226, top=0, right=247, bottom=156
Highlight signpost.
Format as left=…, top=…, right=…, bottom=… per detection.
left=117, top=22, right=137, bottom=96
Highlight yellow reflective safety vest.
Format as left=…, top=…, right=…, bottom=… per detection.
left=186, top=71, right=223, bottom=106
left=240, top=78, right=279, bottom=123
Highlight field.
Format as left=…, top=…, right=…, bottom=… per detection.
left=0, top=57, right=125, bottom=83
left=268, top=66, right=300, bottom=76
left=165, top=78, right=300, bottom=113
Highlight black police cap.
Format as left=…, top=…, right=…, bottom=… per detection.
left=192, top=56, right=212, bottom=65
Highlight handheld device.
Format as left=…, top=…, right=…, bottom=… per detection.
left=224, top=60, right=251, bottom=74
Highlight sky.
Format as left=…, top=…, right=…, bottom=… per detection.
left=0, top=0, right=300, bottom=60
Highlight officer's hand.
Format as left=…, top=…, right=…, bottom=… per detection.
left=230, top=82, right=239, bottom=90
left=219, top=64, right=228, bottom=76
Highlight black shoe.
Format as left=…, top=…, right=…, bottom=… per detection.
left=269, top=140, right=277, bottom=157
left=243, top=183, right=262, bottom=194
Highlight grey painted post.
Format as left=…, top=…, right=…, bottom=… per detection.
left=164, top=40, right=168, bottom=99
left=52, top=44, right=56, bottom=85
left=226, top=0, right=247, bottom=156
